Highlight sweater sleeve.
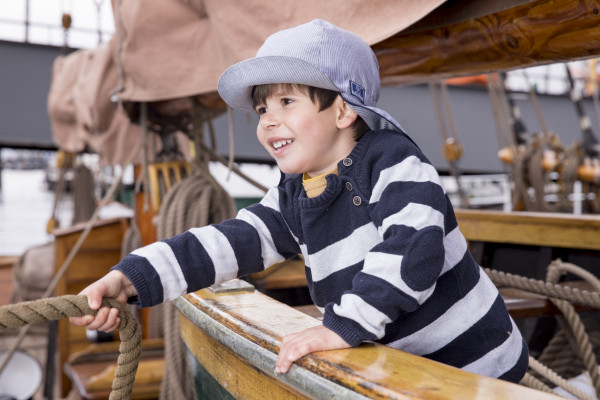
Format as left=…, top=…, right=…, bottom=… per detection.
left=112, top=187, right=301, bottom=308
left=323, top=137, right=449, bottom=346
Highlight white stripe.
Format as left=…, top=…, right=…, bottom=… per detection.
left=333, top=293, right=392, bottom=338
left=370, top=156, right=443, bottom=204
left=462, top=318, right=523, bottom=377
left=132, top=241, right=187, bottom=301
left=236, top=208, right=285, bottom=268
left=441, top=226, right=468, bottom=275
left=363, top=252, right=435, bottom=304
left=259, top=187, right=280, bottom=211
left=379, top=203, right=444, bottom=235
left=387, top=269, right=498, bottom=355
left=189, top=226, right=239, bottom=283
left=308, top=223, right=380, bottom=282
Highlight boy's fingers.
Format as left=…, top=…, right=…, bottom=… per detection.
left=69, top=315, right=93, bottom=326
left=85, top=307, right=110, bottom=331
left=275, top=355, right=292, bottom=374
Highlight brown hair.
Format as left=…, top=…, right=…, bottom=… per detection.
left=252, top=83, right=369, bottom=141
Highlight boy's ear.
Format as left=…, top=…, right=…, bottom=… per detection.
left=335, top=97, right=358, bottom=129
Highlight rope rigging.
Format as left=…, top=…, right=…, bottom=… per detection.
left=487, top=260, right=600, bottom=399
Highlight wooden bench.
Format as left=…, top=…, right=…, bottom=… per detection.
left=64, top=339, right=164, bottom=400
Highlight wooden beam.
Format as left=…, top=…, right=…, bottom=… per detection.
left=455, top=209, right=600, bottom=250
left=374, top=0, right=600, bottom=84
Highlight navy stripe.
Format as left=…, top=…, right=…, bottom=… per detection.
left=371, top=225, right=416, bottom=252
left=352, top=272, right=420, bottom=316
left=308, top=262, right=362, bottom=307
left=323, top=303, right=378, bottom=346
left=246, top=204, right=301, bottom=259
left=167, top=231, right=216, bottom=290
left=367, top=181, right=447, bottom=225
left=215, top=219, right=265, bottom=277
left=113, top=254, right=164, bottom=307
left=423, top=295, right=513, bottom=367
left=498, top=338, right=529, bottom=383
left=359, top=131, right=430, bottom=187
left=382, top=253, right=479, bottom=340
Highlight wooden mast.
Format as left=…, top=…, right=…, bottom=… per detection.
left=373, top=0, right=600, bottom=84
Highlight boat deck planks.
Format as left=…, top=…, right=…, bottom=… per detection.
left=177, top=286, right=563, bottom=400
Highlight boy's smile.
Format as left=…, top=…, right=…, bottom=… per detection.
left=255, top=87, right=357, bottom=178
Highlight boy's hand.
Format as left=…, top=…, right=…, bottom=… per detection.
left=275, top=325, right=350, bottom=374
left=69, top=270, right=137, bottom=333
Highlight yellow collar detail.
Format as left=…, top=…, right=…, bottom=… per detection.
left=302, top=167, right=339, bottom=198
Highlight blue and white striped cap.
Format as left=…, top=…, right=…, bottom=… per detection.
left=217, top=19, right=404, bottom=133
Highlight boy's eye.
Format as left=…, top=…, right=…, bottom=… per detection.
left=281, top=98, right=294, bottom=106
left=255, top=106, right=267, bottom=115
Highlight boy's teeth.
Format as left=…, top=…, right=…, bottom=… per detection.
left=273, top=139, right=293, bottom=149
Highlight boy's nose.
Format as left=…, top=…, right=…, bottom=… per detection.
left=261, top=113, right=280, bottom=129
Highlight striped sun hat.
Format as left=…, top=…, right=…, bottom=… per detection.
left=217, top=19, right=405, bottom=134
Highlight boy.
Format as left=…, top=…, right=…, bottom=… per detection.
left=71, top=19, right=528, bottom=382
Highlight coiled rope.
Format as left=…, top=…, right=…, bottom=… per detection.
left=0, top=295, right=141, bottom=400
left=486, top=261, right=600, bottom=399
left=485, top=266, right=600, bottom=309
left=153, top=103, right=238, bottom=400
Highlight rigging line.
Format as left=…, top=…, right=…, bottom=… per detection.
left=110, top=0, right=125, bottom=102
left=428, top=82, right=450, bottom=142
left=496, top=73, right=518, bottom=149
left=92, top=0, right=104, bottom=45
left=428, top=81, right=468, bottom=208
left=521, top=69, right=549, bottom=135
left=565, top=62, right=600, bottom=159
left=440, top=82, right=459, bottom=142
left=486, top=74, right=511, bottom=152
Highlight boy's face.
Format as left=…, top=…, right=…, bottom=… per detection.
left=254, top=86, right=356, bottom=178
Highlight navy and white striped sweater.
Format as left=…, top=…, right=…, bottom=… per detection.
left=113, top=129, right=528, bottom=382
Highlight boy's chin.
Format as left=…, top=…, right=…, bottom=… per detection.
left=276, top=164, right=301, bottom=175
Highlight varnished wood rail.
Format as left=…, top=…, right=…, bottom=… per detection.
left=176, top=282, right=562, bottom=400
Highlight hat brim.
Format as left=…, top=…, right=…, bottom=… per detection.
left=217, top=56, right=339, bottom=112
left=217, top=55, right=406, bottom=135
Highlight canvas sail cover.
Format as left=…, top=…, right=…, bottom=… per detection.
left=113, top=0, right=447, bottom=102
left=48, top=0, right=446, bottom=164
left=47, top=38, right=187, bottom=165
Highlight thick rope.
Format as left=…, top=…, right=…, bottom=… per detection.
left=484, top=268, right=600, bottom=309
left=150, top=104, right=237, bottom=400
left=0, top=295, right=141, bottom=400
left=521, top=371, right=557, bottom=394
left=527, top=357, right=596, bottom=400
left=546, top=262, right=600, bottom=398
left=488, top=261, right=600, bottom=398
